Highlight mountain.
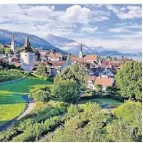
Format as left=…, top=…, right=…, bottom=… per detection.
left=45, top=34, right=118, bottom=55
left=45, top=34, right=90, bottom=54
left=0, top=29, right=66, bottom=54
left=45, top=34, right=141, bottom=57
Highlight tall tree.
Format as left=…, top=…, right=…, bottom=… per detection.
left=35, top=63, right=48, bottom=77
left=54, top=63, right=88, bottom=88
left=51, top=80, right=80, bottom=103
left=115, top=61, right=142, bottom=99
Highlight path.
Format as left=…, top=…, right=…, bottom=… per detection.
left=0, top=94, right=35, bottom=132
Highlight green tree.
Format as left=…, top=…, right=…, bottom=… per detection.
left=107, top=119, right=135, bottom=142
left=4, top=48, right=13, bottom=55
left=51, top=80, right=81, bottom=103
left=95, top=84, right=102, bottom=92
left=115, top=61, right=142, bottom=99
left=35, top=63, right=48, bottom=77
left=106, top=86, right=113, bottom=94
left=0, top=45, right=4, bottom=54
left=54, top=63, right=88, bottom=88
left=30, top=85, right=50, bottom=102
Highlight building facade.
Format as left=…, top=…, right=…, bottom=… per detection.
left=20, top=37, right=35, bottom=72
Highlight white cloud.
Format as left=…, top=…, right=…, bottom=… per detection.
left=74, top=37, right=142, bottom=53
left=108, top=27, right=130, bottom=33
left=81, top=26, right=98, bottom=33
left=60, top=5, right=92, bottom=24
left=106, top=5, right=142, bottom=19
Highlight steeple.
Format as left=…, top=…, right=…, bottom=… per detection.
left=11, top=33, right=15, bottom=52
left=79, top=43, right=83, bottom=58
left=23, top=36, right=34, bottom=52
left=11, top=33, right=14, bottom=43
left=67, top=52, right=70, bottom=60
left=81, top=44, right=83, bottom=52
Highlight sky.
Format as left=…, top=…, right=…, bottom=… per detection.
left=0, top=4, right=142, bottom=53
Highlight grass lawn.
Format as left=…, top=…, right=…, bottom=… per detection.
left=0, top=77, right=52, bottom=93
left=79, top=98, right=122, bottom=107
left=0, top=92, right=27, bottom=127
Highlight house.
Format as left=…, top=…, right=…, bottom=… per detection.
left=87, top=76, right=96, bottom=90
left=84, top=55, right=98, bottom=63
left=46, top=49, right=63, bottom=61
left=94, top=75, right=114, bottom=91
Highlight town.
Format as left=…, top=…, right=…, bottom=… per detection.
left=0, top=33, right=131, bottom=92
left=0, top=4, right=142, bottom=142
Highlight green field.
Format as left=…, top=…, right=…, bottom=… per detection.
left=0, top=77, right=52, bottom=93
left=0, top=92, right=27, bottom=127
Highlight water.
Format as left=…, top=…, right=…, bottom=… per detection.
left=102, top=55, right=142, bottom=62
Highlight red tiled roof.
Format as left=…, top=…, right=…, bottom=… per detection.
left=84, top=55, right=97, bottom=61
left=47, top=61, right=66, bottom=66
left=95, top=76, right=114, bottom=87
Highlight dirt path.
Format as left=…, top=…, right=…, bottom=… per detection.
left=0, top=94, right=35, bottom=132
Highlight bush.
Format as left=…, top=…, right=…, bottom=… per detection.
left=95, top=84, right=102, bottom=92
left=51, top=80, right=81, bottom=103
left=0, top=69, right=27, bottom=82
left=30, top=85, right=51, bottom=102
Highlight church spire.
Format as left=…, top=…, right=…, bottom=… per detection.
left=81, top=44, right=83, bottom=52
left=11, top=32, right=15, bottom=52
left=67, top=52, right=70, bottom=60
left=23, top=36, right=34, bottom=52
left=79, top=43, right=83, bottom=58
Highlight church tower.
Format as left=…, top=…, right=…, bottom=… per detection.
left=20, top=36, right=35, bottom=72
left=11, top=33, right=15, bottom=53
left=79, top=44, right=83, bottom=58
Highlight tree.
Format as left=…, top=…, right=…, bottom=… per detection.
left=30, top=85, right=50, bottom=102
left=106, top=86, right=113, bottom=94
left=51, top=80, right=81, bottom=103
left=112, top=101, right=142, bottom=141
left=35, top=63, right=48, bottom=77
left=4, top=48, right=13, bottom=55
left=95, top=84, right=102, bottom=92
left=115, top=61, right=142, bottom=99
left=54, top=63, right=88, bottom=88
left=107, top=119, right=135, bottom=142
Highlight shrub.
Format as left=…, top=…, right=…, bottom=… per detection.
left=95, top=84, right=102, bottom=92
left=30, top=85, right=51, bottom=102
left=51, top=80, right=81, bottom=103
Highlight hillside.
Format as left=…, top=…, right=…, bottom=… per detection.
left=0, top=29, right=65, bottom=54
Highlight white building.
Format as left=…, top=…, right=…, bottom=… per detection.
left=20, top=37, right=35, bottom=72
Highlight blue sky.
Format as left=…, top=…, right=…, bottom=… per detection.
left=0, top=4, right=142, bottom=53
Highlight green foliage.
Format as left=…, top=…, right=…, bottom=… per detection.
left=35, top=63, right=48, bottom=77
left=115, top=61, right=142, bottom=99
left=106, top=119, right=135, bottom=142
left=47, top=103, right=107, bottom=142
left=51, top=80, right=81, bottom=103
left=113, top=101, right=142, bottom=129
left=0, top=101, right=68, bottom=142
left=4, top=48, right=13, bottom=55
left=0, top=69, right=27, bottom=82
left=54, top=63, right=88, bottom=87
left=95, top=84, right=102, bottom=92
left=30, top=85, right=51, bottom=102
